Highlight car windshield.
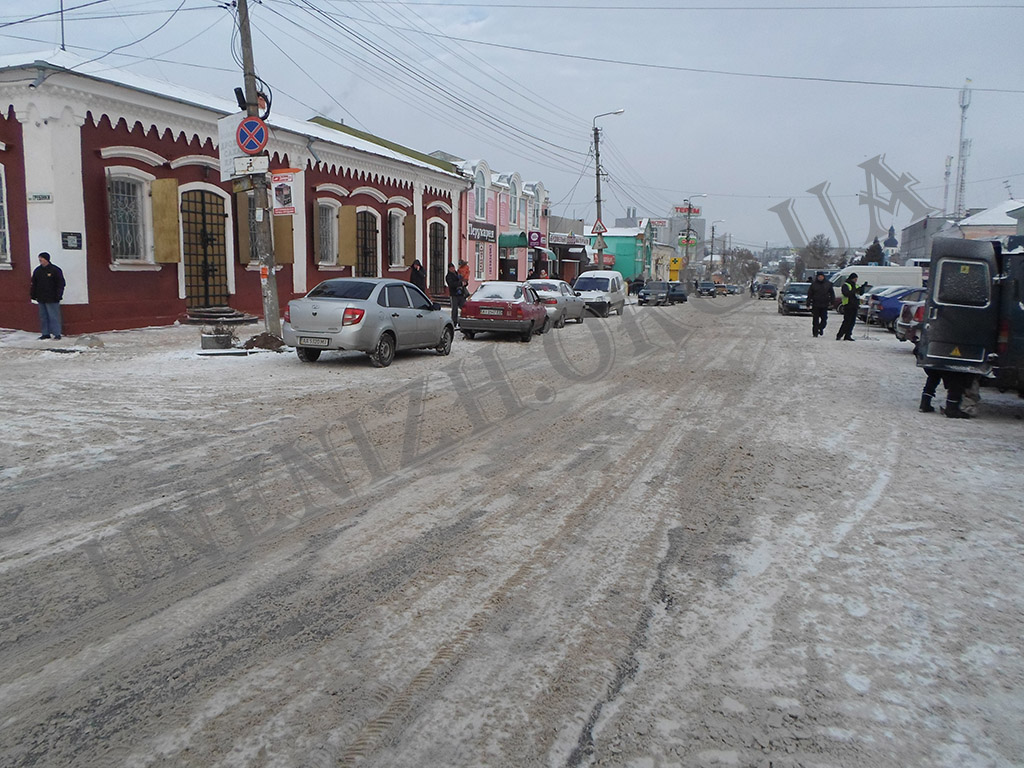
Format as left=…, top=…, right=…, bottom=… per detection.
left=784, top=283, right=810, bottom=295
left=575, top=276, right=610, bottom=291
left=701, top=283, right=716, bottom=288
left=472, top=283, right=524, bottom=301
left=527, top=281, right=560, bottom=293
left=307, top=280, right=376, bottom=300
left=648, top=282, right=668, bottom=290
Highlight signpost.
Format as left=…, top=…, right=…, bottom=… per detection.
left=591, top=219, right=608, bottom=235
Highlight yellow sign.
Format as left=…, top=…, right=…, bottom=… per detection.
left=951, top=346, right=961, bottom=357
left=960, top=265, right=971, bottom=273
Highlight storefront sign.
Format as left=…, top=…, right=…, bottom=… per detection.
left=528, top=230, right=547, bottom=248
left=468, top=222, right=497, bottom=242
left=650, top=218, right=669, bottom=228
left=271, top=171, right=296, bottom=215
left=674, top=205, right=700, bottom=215
left=549, top=232, right=588, bottom=246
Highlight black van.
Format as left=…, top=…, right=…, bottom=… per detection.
left=916, top=237, right=1024, bottom=396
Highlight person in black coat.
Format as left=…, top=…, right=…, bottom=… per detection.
left=806, top=271, right=836, bottom=338
left=409, top=259, right=427, bottom=293
left=30, top=252, right=66, bottom=339
left=445, top=262, right=463, bottom=327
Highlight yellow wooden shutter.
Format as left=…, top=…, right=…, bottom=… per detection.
left=273, top=214, right=294, bottom=264
left=338, top=206, right=357, bottom=267
left=151, top=178, right=180, bottom=263
left=404, top=213, right=416, bottom=267
left=236, top=192, right=251, bottom=264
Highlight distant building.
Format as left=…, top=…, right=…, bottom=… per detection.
left=899, top=216, right=957, bottom=264
left=955, top=199, right=1024, bottom=241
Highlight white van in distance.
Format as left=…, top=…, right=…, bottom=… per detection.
left=829, top=265, right=923, bottom=292
left=573, top=270, right=627, bottom=317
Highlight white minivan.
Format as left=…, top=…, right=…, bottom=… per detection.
left=829, top=265, right=923, bottom=292
left=573, top=270, right=627, bottom=317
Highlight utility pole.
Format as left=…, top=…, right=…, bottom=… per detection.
left=594, top=123, right=604, bottom=266
left=237, top=0, right=281, bottom=336
left=952, top=79, right=972, bottom=221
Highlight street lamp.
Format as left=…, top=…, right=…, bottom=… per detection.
left=681, top=193, right=706, bottom=280
left=710, top=220, right=725, bottom=276
left=593, top=109, right=624, bottom=268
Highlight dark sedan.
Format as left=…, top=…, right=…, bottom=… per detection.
left=459, top=281, right=551, bottom=342
left=777, top=282, right=811, bottom=314
left=638, top=281, right=670, bottom=306
left=667, top=282, right=688, bottom=303
left=757, top=283, right=778, bottom=300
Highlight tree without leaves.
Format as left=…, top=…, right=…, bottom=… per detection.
left=800, top=234, right=832, bottom=269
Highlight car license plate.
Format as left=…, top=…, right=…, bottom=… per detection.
left=480, top=308, right=503, bottom=316
left=298, top=336, right=330, bottom=347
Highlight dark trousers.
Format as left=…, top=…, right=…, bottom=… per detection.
left=836, top=306, right=857, bottom=340
left=922, top=368, right=966, bottom=408
left=811, top=306, right=829, bottom=336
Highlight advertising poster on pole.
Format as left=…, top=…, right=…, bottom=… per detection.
left=271, top=170, right=297, bottom=215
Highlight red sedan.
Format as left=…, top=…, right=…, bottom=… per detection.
left=459, top=281, right=551, bottom=342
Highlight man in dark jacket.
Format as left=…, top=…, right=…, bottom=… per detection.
left=30, top=252, right=66, bottom=339
left=445, top=262, right=463, bottom=327
left=806, top=271, right=836, bottom=338
left=835, top=272, right=868, bottom=341
left=409, top=259, right=427, bottom=293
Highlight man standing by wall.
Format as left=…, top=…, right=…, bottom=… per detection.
left=835, top=272, right=868, bottom=341
left=807, top=271, right=835, bottom=338
left=30, top=252, right=65, bottom=340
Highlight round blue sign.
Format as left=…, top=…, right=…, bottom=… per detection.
left=236, top=117, right=268, bottom=155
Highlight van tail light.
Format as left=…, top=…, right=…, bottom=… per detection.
left=282, top=305, right=290, bottom=323
left=914, top=305, right=925, bottom=323
left=343, top=307, right=365, bottom=326
left=997, top=319, right=1009, bottom=355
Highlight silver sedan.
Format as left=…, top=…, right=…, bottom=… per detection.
left=282, top=278, right=454, bottom=367
left=525, top=279, right=586, bottom=327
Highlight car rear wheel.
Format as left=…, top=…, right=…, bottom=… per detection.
left=369, top=332, right=396, bottom=367
left=555, top=312, right=566, bottom=329
left=538, top=316, right=551, bottom=334
left=296, top=347, right=321, bottom=363
left=521, top=322, right=535, bottom=342
left=436, top=326, right=453, bottom=355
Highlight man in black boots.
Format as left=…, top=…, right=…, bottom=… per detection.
left=836, top=272, right=868, bottom=341
left=807, top=271, right=835, bottom=337
left=920, top=368, right=973, bottom=419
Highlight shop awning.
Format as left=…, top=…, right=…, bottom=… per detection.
left=534, top=247, right=557, bottom=259
left=498, top=232, right=528, bottom=248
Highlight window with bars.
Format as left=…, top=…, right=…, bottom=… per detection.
left=0, top=166, right=8, bottom=263
left=317, top=202, right=337, bottom=264
left=108, top=176, right=146, bottom=260
left=356, top=209, right=378, bottom=277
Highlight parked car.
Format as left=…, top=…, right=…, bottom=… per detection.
left=777, top=282, right=811, bottom=314
left=667, top=282, right=688, bottom=303
left=638, top=280, right=671, bottom=306
left=283, top=278, right=454, bottom=367
left=459, top=281, right=551, bottom=341
left=526, top=278, right=586, bottom=327
left=726, top=284, right=741, bottom=295
left=714, top=283, right=729, bottom=296
left=867, top=286, right=927, bottom=330
left=895, top=298, right=927, bottom=343
left=697, top=281, right=718, bottom=297
left=756, top=283, right=778, bottom=300
left=573, top=270, right=627, bottom=317
left=852, top=285, right=899, bottom=320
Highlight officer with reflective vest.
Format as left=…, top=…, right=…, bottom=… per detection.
left=835, top=273, right=869, bottom=341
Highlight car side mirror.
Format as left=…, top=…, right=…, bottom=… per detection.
left=575, top=291, right=582, bottom=296
left=432, top=302, right=442, bottom=311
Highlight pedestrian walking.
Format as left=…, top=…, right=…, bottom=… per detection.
left=445, top=262, right=463, bottom=327
left=409, top=259, right=427, bottom=293
left=835, top=272, right=868, bottom=341
left=806, top=271, right=836, bottom=338
left=30, top=252, right=65, bottom=340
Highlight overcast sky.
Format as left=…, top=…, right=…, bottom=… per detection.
left=3, top=0, right=1022, bottom=252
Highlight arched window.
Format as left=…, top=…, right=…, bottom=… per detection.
left=509, top=181, right=519, bottom=226
left=475, top=171, right=487, bottom=220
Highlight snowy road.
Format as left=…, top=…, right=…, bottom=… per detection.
left=1, top=297, right=1022, bottom=767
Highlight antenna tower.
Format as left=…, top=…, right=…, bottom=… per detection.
left=941, top=156, right=953, bottom=216
left=952, top=79, right=972, bottom=220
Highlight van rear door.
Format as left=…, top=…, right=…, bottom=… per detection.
left=917, top=238, right=999, bottom=375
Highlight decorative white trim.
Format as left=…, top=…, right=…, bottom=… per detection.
left=387, top=195, right=413, bottom=208
left=169, top=154, right=219, bottom=170
left=99, top=145, right=168, bottom=167
left=0, top=141, right=6, bottom=152
left=0, top=262, right=13, bottom=270
left=351, top=186, right=387, bottom=203
left=177, top=182, right=234, bottom=298
left=357, top=205, right=382, bottom=277
left=314, top=183, right=349, bottom=198
left=108, top=262, right=162, bottom=272
left=427, top=200, right=453, bottom=215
